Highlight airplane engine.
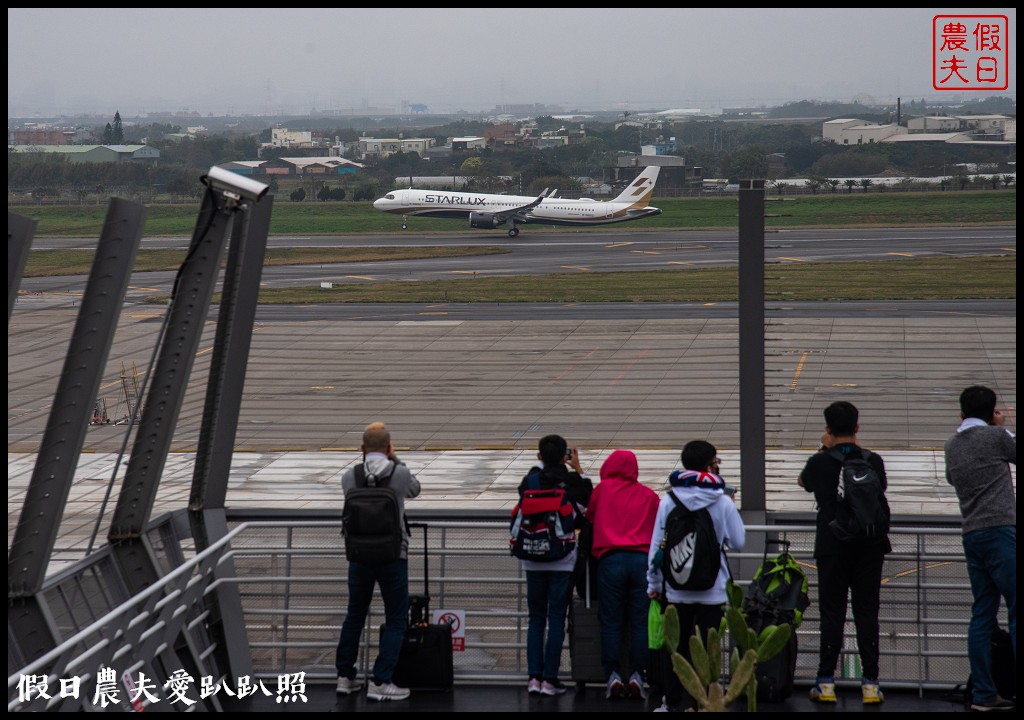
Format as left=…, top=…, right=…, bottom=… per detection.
left=469, top=212, right=500, bottom=230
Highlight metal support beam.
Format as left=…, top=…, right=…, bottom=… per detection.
left=8, top=199, right=145, bottom=663
left=8, top=212, right=37, bottom=322
left=188, top=196, right=273, bottom=682
left=190, top=196, right=273, bottom=511
left=738, top=179, right=767, bottom=532
left=109, top=188, right=234, bottom=547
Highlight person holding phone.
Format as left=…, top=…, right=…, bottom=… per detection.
left=517, top=434, right=592, bottom=696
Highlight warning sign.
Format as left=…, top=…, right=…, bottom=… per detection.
left=433, top=609, right=466, bottom=652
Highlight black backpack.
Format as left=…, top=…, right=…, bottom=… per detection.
left=341, top=463, right=407, bottom=564
left=662, top=493, right=722, bottom=591
left=827, top=448, right=890, bottom=543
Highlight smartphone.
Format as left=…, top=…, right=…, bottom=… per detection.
left=566, top=449, right=574, bottom=461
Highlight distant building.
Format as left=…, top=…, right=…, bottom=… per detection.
left=613, top=153, right=701, bottom=191
left=357, top=135, right=437, bottom=161
left=8, top=144, right=159, bottom=164
left=825, top=114, right=1014, bottom=145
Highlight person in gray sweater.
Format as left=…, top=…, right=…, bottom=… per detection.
left=335, top=422, right=421, bottom=702
left=943, top=385, right=1016, bottom=712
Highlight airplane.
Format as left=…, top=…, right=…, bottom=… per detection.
left=372, top=165, right=661, bottom=237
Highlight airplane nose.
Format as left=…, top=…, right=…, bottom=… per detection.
left=373, top=198, right=385, bottom=210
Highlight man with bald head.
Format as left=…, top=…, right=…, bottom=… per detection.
left=335, top=422, right=421, bottom=701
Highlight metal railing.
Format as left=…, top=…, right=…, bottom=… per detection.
left=9, top=511, right=978, bottom=711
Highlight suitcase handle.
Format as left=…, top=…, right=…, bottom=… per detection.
left=761, top=537, right=791, bottom=562
left=408, top=522, right=431, bottom=620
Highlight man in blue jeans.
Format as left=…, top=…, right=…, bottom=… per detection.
left=518, top=434, right=592, bottom=696
left=944, top=385, right=1016, bottom=712
left=335, top=422, right=421, bottom=702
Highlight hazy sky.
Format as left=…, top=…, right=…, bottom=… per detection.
left=7, top=8, right=1016, bottom=117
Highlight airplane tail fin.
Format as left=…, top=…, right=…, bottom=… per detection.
left=612, top=165, right=659, bottom=207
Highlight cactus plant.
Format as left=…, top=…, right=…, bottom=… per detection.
left=661, top=579, right=791, bottom=712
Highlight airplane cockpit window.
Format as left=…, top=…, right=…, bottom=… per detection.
left=385, top=194, right=396, bottom=200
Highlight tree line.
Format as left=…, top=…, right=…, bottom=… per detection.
left=8, top=101, right=1016, bottom=203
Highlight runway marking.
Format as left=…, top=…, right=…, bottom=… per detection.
left=560, top=266, right=590, bottom=271
left=888, top=252, right=915, bottom=257
left=999, top=247, right=1015, bottom=252
left=310, top=386, right=335, bottom=390
left=425, top=303, right=449, bottom=308
left=345, top=275, right=378, bottom=281
left=631, top=249, right=661, bottom=255
left=832, top=383, right=858, bottom=387
left=606, top=242, right=635, bottom=248
left=451, top=270, right=478, bottom=274
left=128, top=285, right=162, bottom=292
left=791, top=351, right=809, bottom=389
left=611, top=347, right=649, bottom=386
left=667, top=261, right=692, bottom=265
left=703, top=302, right=717, bottom=307
left=888, top=561, right=956, bottom=581
left=778, top=256, right=807, bottom=262
left=549, top=349, right=596, bottom=385
left=419, top=311, right=450, bottom=316
left=127, top=313, right=163, bottom=319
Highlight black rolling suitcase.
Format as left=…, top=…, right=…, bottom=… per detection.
left=381, top=522, right=455, bottom=691
left=567, top=558, right=604, bottom=692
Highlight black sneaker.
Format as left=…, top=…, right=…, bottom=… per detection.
left=971, top=696, right=1015, bottom=712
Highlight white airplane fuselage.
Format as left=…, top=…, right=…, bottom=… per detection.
left=375, top=190, right=661, bottom=225
left=372, top=165, right=662, bottom=237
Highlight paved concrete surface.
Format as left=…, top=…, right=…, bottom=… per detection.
left=8, top=446, right=981, bottom=573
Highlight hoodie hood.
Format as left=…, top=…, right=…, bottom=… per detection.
left=363, top=452, right=394, bottom=479
left=600, top=449, right=639, bottom=484
left=669, top=469, right=725, bottom=510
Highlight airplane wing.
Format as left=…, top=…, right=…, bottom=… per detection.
left=490, top=194, right=545, bottom=223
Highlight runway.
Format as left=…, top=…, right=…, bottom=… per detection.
left=9, top=226, right=1016, bottom=455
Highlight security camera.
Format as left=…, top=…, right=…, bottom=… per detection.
left=202, top=165, right=270, bottom=203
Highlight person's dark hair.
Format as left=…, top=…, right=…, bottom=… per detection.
left=538, top=434, right=568, bottom=467
left=681, top=440, right=717, bottom=471
left=959, top=385, right=997, bottom=423
left=823, top=401, right=858, bottom=436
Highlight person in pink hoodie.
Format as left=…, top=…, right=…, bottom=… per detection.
left=586, top=449, right=660, bottom=701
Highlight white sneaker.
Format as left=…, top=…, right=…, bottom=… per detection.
left=527, top=678, right=542, bottom=694
left=366, top=681, right=410, bottom=701
left=335, top=676, right=362, bottom=695
left=627, top=671, right=647, bottom=700
left=605, top=672, right=624, bottom=699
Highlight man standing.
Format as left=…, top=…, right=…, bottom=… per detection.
left=335, top=422, right=421, bottom=701
left=586, top=449, right=660, bottom=700
left=519, top=434, right=593, bottom=696
left=647, top=440, right=745, bottom=711
left=944, top=385, right=1016, bottom=713
left=799, top=401, right=889, bottom=705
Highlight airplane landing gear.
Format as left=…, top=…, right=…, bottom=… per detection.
left=507, top=226, right=520, bottom=238
left=402, top=214, right=408, bottom=230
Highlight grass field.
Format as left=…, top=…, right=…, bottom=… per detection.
left=12, top=189, right=1017, bottom=236
left=17, top=189, right=1016, bottom=303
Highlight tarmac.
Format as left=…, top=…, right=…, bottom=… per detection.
left=8, top=446, right=971, bottom=574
